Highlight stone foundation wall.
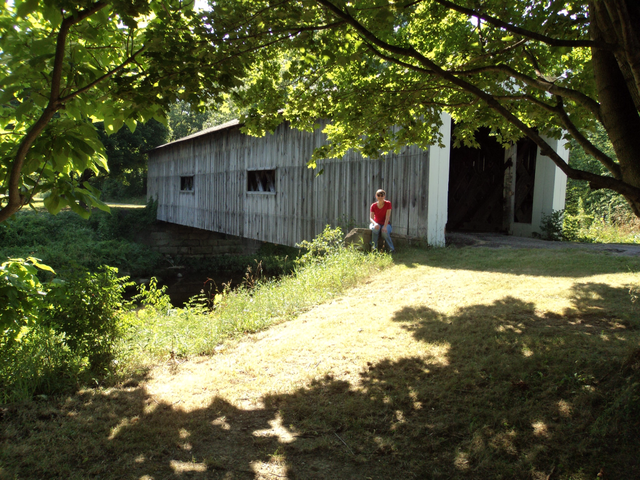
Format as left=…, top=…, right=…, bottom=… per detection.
left=138, top=221, right=262, bottom=258
left=344, top=228, right=419, bottom=251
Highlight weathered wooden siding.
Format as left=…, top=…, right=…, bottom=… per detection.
left=147, top=120, right=434, bottom=247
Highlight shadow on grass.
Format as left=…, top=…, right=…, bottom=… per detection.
left=393, top=245, right=640, bottom=278
left=2, top=284, right=639, bottom=479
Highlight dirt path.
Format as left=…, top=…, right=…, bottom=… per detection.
left=141, top=268, right=437, bottom=478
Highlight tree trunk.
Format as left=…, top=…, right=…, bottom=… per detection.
left=601, top=0, right=640, bottom=111
left=591, top=1, right=640, bottom=216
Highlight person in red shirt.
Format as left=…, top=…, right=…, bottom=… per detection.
left=370, top=189, right=395, bottom=253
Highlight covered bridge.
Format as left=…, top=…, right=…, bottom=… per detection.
left=147, top=114, right=568, bottom=248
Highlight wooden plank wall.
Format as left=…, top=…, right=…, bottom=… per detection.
left=147, top=121, right=433, bottom=247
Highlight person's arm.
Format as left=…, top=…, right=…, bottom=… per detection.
left=382, top=208, right=391, bottom=231
left=370, top=211, right=378, bottom=227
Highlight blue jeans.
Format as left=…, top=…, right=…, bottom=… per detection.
left=370, top=224, right=394, bottom=251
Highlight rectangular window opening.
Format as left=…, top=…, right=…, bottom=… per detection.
left=180, top=176, right=194, bottom=192
left=247, top=169, right=276, bottom=193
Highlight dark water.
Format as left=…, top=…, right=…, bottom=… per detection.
left=161, top=270, right=246, bottom=307
left=125, top=267, right=246, bottom=307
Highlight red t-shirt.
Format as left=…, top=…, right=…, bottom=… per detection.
left=370, top=200, right=392, bottom=225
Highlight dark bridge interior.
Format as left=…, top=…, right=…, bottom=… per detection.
left=447, top=126, right=537, bottom=233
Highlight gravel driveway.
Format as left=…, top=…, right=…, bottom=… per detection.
left=446, top=232, right=640, bottom=257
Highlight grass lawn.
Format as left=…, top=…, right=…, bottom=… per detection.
left=2, top=246, right=639, bottom=479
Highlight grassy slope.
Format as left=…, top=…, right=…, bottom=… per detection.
left=2, top=247, right=640, bottom=480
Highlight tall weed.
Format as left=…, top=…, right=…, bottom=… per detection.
left=538, top=206, right=640, bottom=244
left=537, top=210, right=565, bottom=241
left=0, top=326, right=85, bottom=402
left=0, top=257, right=54, bottom=343
left=564, top=200, right=640, bottom=244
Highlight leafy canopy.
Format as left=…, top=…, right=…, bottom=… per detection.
left=206, top=0, right=640, bottom=216
left=0, top=0, right=256, bottom=222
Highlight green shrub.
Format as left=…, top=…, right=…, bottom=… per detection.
left=43, top=266, right=132, bottom=373
left=184, top=253, right=296, bottom=278
left=0, top=325, right=86, bottom=402
left=562, top=200, right=640, bottom=244
left=0, top=210, right=94, bottom=248
left=88, top=198, right=158, bottom=241
left=132, top=277, right=173, bottom=313
left=0, top=257, right=54, bottom=343
left=1, top=264, right=133, bottom=402
left=92, top=176, right=147, bottom=201
left=537, top=210, right=565, bottom=241
left=565, top=125, right=640, bottom=243
left=562, top=198, right=594, bottom=242
left=182, top=241, right=299, bottom=278
left=296, top=225, right=345, bottom=265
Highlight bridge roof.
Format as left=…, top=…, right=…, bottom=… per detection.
left=151, top=119, right=241, bottom=151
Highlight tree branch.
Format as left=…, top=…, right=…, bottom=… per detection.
left=431, top=0, right=604, bottom=49
left=354, top=10, right=601, bottom=122
left=451, top=63, right=602, bottom=122
left=0, top=2, right=108, bottom=222
left=459, top=38, right=527, bottom=68
left=313, top=0, right=640, bottom=200
left=364, top=43, right=435, bottom=76
left=498, top=93, right=620, bottom=178
left=211, top=20, right=347, bottom=44
left=59, top=45, right=148, bottom=103
left=553, top=96, right=621, bottom=179
left=50, top=2, right=108, bottom=105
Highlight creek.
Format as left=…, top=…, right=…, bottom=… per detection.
left=159, top=268, right=246, bottom=307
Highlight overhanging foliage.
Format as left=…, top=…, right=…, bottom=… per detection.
left=0, top=0, right=258, bottom=222
left=204, top=0, right=640, bottom=216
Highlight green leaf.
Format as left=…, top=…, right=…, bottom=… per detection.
left=125, top=117, right=137, bottom=133
left=27, top=257, right=55, bottom=274
left=105, top=117, right=124, bottom=135
left=152, top=113, right=168, bottom=126
left=43, top=192, right=64, bottom=215
left=81, top=181, right=100, bottom=196
left=42, top=3, right=63, bottom=24
left=68, top=199, right=91, bottom=219
left=16, top=0, right=39, bottom=18
left=80, top=184, right=111, bottom=213
left=30, top=40, right=55, bottom=56
left=65, top=104, right=84, bottom=121
left=14, top=100, right=34, bottom=120
left=93, top=153, right=109, bottom=172
left=0, top=86, right=20, bottom=104
left=0, top=75, right=23, bottom=88
left=68, top=135, right=96, bottom=157
left=32, top=92, right=49, bottom=108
